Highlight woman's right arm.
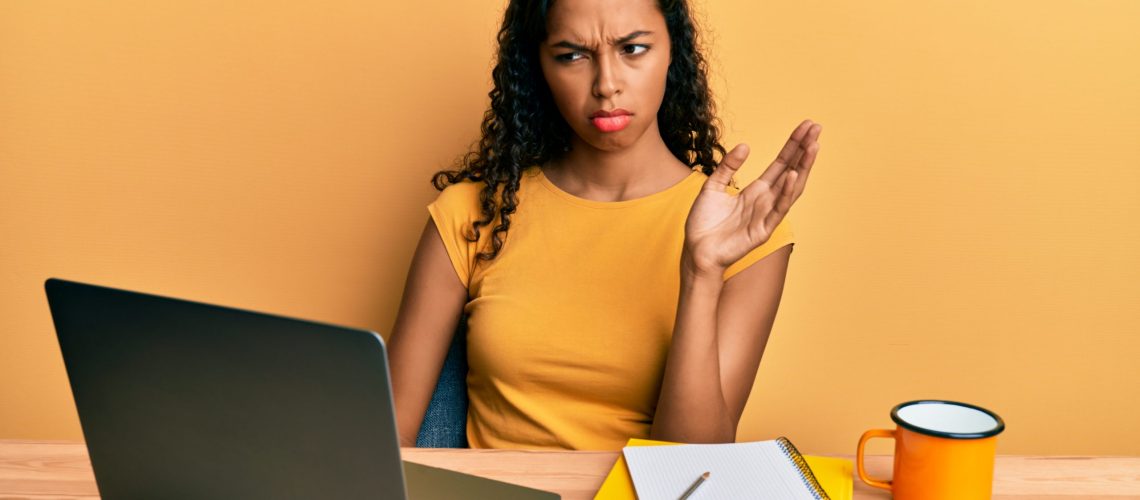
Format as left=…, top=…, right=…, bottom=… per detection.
left=388, top=216, right=468, bottom=447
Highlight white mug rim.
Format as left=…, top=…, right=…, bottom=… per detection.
left=890, top=400, right=1005, bottom=439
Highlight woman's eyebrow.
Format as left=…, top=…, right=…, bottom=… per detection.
left=550, top=30, right=654, bottom=51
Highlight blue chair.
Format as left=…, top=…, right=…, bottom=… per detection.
left=413, top=314, right=470, bottom=448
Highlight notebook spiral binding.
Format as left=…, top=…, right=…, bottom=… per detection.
left=775, top=436, right=830, bottom=500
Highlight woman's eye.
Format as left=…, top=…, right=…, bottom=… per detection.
left=555, top=45, right=647, bottom=62
left=623, top=44, right=649, bottom=55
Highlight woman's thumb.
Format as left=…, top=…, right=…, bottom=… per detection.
left=710, top=143, right=750, bottom=188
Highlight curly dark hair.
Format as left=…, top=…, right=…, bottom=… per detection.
left=431, top=0, right=726, bottom=263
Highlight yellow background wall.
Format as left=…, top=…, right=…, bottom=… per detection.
left=2, top=0, right=1137, bottom=455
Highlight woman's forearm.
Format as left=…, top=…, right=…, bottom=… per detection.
left=649, top=248, right=736, bottom=443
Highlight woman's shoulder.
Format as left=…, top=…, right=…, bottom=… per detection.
left=430, top=176, right=491, bottom=211
left=432, top=169, right=541, bottom=208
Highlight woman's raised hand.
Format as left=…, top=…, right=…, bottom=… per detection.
left=683, top=119, right=822, bottom=277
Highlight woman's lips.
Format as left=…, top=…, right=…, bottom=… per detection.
left=591, top=115, right=632, bottom=132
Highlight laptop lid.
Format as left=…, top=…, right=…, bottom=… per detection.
left=45, top=277, right=414, bottom=499
left=45, top=278, right=561, bottom=500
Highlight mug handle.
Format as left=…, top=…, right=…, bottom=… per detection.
left=856, top=429, right=894, bottom=491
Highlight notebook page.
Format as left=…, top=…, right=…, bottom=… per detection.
left=623, top=441, right=818, bottom=500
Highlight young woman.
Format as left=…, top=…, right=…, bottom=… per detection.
left=388, top=0, right=822, bottom=451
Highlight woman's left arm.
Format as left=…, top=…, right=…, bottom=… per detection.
left=651, top=119, right=821, bottom=443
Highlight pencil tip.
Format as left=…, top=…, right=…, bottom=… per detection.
left=702, top=471, right=710, bottom=478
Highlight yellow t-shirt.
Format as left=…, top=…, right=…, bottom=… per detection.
left=426, top=165, right=795, bottom=451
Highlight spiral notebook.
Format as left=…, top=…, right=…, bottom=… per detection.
left=595, top=437, right=852, bottom=500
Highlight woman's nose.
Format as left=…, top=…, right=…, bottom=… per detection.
left=592, top=53, right=622, bottom=99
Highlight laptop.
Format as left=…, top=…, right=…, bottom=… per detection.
left=44, top=277, right=560, bottom=500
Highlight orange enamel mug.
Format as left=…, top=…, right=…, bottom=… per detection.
left=857, top=400, right=1006, bottom=500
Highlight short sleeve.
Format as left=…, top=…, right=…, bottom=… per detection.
left=722, top=216, right=796, bottom=282
left=426, top=180, right=489, bottom=289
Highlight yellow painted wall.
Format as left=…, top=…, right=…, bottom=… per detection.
left=2, top=0, right=1137, bottom=455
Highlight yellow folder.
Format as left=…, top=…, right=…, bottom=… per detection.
left=594, top=438, right=853, bottom=500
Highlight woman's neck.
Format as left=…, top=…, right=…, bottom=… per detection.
left=541, top=124, right=693, bottom=203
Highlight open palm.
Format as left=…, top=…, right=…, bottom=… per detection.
left=684, top=119, right=822, bottom=274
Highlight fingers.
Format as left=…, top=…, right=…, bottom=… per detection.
left=740, top=119, right=822, bottom=241
left=759, top=169, right=798, bottom=236
left=788, top=123, right=821, bottom=200
left=706, top=143, right=750, bottom=192
left=757, top=120, right=815, bottom=186
left=791, top=140, right=820, bottom=199
left=748, top=120, right=822, bottom=203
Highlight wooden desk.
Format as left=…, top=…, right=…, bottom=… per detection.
left=1, top=440, right=1138, bottom=499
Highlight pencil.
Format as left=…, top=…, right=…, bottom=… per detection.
left=677, top=471, right=710, bottom=500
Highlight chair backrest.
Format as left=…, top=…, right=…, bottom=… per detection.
left=414, top=314, right=469, bottom=448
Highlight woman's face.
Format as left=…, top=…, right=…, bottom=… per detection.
left=539, top=0, right=671, bottom=152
